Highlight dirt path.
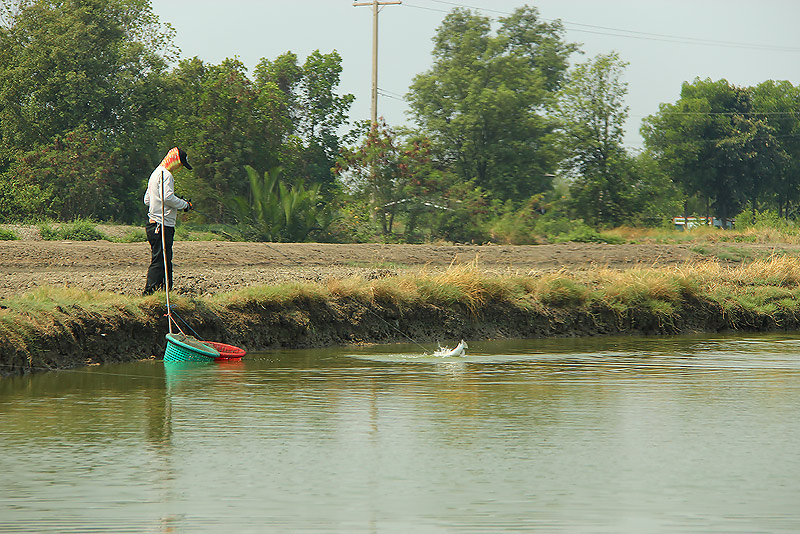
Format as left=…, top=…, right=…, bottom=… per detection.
left=1, top=233, right=793, bottom=298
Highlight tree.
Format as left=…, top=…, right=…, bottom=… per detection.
left=0, top=0, right=174, bottom=221
left=750, top=80, right=800, bottom=217
left=335, top=121, right=452, bottom=238
left=556, top=52, right=631, bottom=225
left=163, top=57, right=271, bottom=220
left=13, top=126, right=123, bottom=220
left=406, top=6, right=576, bottom=201
left=163, top=50, right=354, bottom=223
left=0, top=0, right=172, bottom=148
left=642, top=78, right=800, bottom=223
left=255, top=50, right=354, bottom=194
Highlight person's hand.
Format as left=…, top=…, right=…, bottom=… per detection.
left=184, top=201, right=193, bottom=212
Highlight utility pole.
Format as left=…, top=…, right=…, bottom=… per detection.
left=353, top=0, right=401, bottom=125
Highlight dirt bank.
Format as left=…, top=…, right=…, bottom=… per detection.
left=2, top=232, right=792, bottom=298
left=5, top=229, right=800, bottom=376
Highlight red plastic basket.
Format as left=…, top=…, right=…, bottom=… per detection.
left=202, top=341, right=246, bottom=361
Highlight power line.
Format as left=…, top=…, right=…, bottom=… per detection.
left=377, top=90, right=406, bottom=102
left=661, top=111, right=800, bottom=116
left=403, top=2, right=449, bottom=14
left=377, top=87, right=407, bottom=102
left=406, top=0, right=800, bottom=53
left=378, top=87, right=406, bottom=98
left=425, top=0, right=508, bottom=15
left=646, top=132, right=800, bottom=146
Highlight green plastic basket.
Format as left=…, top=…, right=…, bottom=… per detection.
left=164, top=333, right=220, bottom=362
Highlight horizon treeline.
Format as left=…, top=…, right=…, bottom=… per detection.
left=1, top=0, right=798, bottom=243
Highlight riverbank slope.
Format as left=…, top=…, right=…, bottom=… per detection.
left=4, top=255, right=800, bottom=376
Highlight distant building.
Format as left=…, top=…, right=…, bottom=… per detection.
left=672, top=216, right=734, bottom=231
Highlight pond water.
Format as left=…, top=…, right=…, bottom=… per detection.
left=2, top=334, right=800, bottom=533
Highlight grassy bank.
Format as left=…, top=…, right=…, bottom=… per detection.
left=3, top=257, right=800, bottom=376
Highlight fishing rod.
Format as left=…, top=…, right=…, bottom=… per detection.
left=161, top=171, right=173, bottom=335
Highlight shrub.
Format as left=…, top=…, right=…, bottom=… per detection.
left=0, top=227, right=18, bottom=240
left=552, top=223, right=626, bottom=244
left=118, top=229, right=147, bottom=243
left=39, top=220, right=107, bottom=241
left=734, top=208, right=796, bottom=233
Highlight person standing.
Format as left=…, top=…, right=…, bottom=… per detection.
left=143, top=147, right=193, bottom=295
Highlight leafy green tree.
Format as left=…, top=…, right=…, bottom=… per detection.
left=12, top=126, right=125, bottom=220
left=716, top=114, right=783, bottom=219
left=0, top=0, right=172, bottom=148
left=431, top=182, right=491, bottom=244
left=255, top=50, right=354, bottom=194
left=335, top=121, right=452, bottom=238
left=0, top=0, right=173, bottom=222
left=643, top=78, right=800, bottom=223
left=163, top=57, right=271, bottom=220
left=643, top=78, right=750, bottom=222
left=750, top=80, right=800, bottom=217
left=407, top=6, right=575, bottom=201
left=0, top=174, right=47, bottom=222
left=556, top=52, right=632, bottom=225
left=615, top=151, right=685, bottom=226
left=164, top=51, right=354, bottom=223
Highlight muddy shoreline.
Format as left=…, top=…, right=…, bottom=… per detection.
left=3, top=237, right=798, bottom=376
left=3, top=285, right=784, bottom=377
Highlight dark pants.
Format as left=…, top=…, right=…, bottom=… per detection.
left=144, top=222, right=175, bottom=295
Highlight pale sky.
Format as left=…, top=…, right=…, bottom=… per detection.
left=150, top=0, right=800, bottom=148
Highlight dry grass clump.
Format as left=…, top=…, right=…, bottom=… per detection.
left=210, top=257, right=800, bottom=319
left=327, top=276, right=378, bottom=301
left=732, top=227, right=797, bottom=244
left=0, top=287, right=146, bottom=356
left=727, top=255, right=800, bottom=287
left=211, top=281, right=330, bottom=308
left=607, top=225, right=723, bottom=243
left=422, top=264, right=490, bottom=312
left=344, top=274, right=422, bottom=309
left=587, top=268, right=693, bottom=317
left=607, top=225, right=800, bottom=245
left=528, top=271, right=590, bottom=307
left=677, top=256, right=800, bottom=290
left=3, top=286, right=140, bottom=319
left=670, top=257, right=800, bottom=321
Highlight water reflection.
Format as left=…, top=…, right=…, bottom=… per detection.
left=1, top=333, right=800, bottom=532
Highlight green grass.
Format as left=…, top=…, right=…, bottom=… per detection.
left=0, top=287, right=145, bottom=353
left=0, top=227, right=18, bottom=240
left=553, top=227, right=627, bottom=245
left=211, top=281, right=331, bottom=308
left=175, top=224, right=226, bottom=242
left=116, top=229, right=147, bottom=243
left=715, top=246, right=753, bottom=263
left=39, top=220, right=108, bottom=241
left=536, top=277, right=589, bottom=306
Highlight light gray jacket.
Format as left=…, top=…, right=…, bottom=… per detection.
left=143, top=166, right=189, bottom=227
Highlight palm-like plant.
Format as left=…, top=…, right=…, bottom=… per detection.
left=231, top=166, right=329, bottom=241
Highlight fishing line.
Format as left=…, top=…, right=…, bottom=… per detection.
left=254, top=242, right=432, bottom=354
left=0, top=362, right=167, bottom=381
left=169, top=307, right=203, bottom=339
left=174, top=200, right=433, bottom=354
